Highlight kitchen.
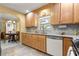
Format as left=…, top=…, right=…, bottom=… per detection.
left=0, top=3, right=79, bottom=56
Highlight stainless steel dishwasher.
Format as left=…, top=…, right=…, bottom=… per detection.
left=47, top=36, right=63, bottom=56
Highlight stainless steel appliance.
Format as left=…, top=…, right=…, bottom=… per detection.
left=72, top=39, right=79, bottom=56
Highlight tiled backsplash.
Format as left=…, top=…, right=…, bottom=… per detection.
left=26, top=24, right=79, bottom=35
left=51, top=25, right=79, bottom=35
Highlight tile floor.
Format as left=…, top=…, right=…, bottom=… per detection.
left=1, top=40, right=48, bottom=56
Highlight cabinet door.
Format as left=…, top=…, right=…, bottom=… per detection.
left=31, top=35, right=38, bottom=48
left=25, top=34, right=30, bottom=45
left=38, top=35, right=46, bottom=52
left=30, top=35, right=36, bottom=48
left=26, top=13, right=37, bottom=27
left=23, top=34, right=33, bottom=47
left=22, top=33, right=26, bottom=44
left=27, top=34, right=32, bottom=46
left=25, top=13, right=32, bottom=27
left=22, top=33, right=28, bottom=45
left=51, top=3, right=60, bottom=25
left=63, top=38, right=72, bottom=56
left=30, top=35, right=34, bottom=47
left=60, top=3, right=73, bottom=24
left=74, top=3, right=79, bottom=23
left=31, top=14, right=38, bottom=27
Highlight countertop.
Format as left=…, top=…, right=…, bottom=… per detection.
left=24, top=32, right=79, bottom=40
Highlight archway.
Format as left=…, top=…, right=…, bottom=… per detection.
left=0, top=13, right=20, bottom=42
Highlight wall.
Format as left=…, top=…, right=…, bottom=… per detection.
left=0, top=5, right=26, bottom=33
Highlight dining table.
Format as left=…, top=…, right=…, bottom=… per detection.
left=5, top=33, right=17, bottom=42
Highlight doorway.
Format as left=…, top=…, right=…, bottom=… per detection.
left=0, top=13, right=20, bottom=56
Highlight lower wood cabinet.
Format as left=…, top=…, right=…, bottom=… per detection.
left=31, top=35, right=37, bottom=48
left=63, top=37, right=72, bottom=56
left=37, top=35, right=46, bottom=52
left=21, top=33, right=26, bottom=44
left=22, top=33, right=46, bottom=52
left=26, top=34, right=31, bottom=46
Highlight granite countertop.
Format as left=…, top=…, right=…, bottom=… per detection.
left=45, top=34, right=79, bottom=40
left=24, top=32, right=79, bottom=40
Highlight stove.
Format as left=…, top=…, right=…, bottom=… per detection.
left=71, top=39, right=79, bottom=56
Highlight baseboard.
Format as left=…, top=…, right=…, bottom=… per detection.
left=22, top=43, right=53, bottom=56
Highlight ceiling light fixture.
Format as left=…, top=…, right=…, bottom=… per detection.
left=25, top=10, right=30, bottom=13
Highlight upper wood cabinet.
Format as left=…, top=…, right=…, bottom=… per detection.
left=60, top=3, right=74, bottom=24
left=25, top=12, right=38, bottom=27
left=51, top=3, right=60, bottom=25
left=31, top=14, right=38, bottom=27
left=25, top=13, right=32, bottom=27
left=74, top=3, right=79, bottom=23
left=51, top=3, right=74, bottom=25
left=25, top=3, right=79, bottom=26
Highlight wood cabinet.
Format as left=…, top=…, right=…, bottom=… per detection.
left=51, top=3, right=60, bottom=25
left=31, top=35, right=37, bottom=48
left=25, top=34, right=28, bottom=45
left=63, top=37, right=72, bottom=56
left=31, top=14, right=38, bottom=27
left=25, top=13, right=32, bottom=27
left=33, top=35, right=46, bottom=52
left=37, top=35, right=46, bottom=52
left=22, top=33, right=28, bottom=45
left=35, top=35, right=46, bottom=52
left=74, top=3, right=79, bottom=23
left=22, top=33, right=46, bottom=52
left=60, top=3, right=74, bottom=24
left=27, top=34, right=32, bottom=46
left=21, top=33, right=26, bottom=44
left=25, top=12, right=37, bottom=27
left=51, top=3, right=74, bottom=25
left=25, top=3, right=79, bottom=26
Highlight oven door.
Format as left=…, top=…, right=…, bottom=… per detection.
left=67, top=46, right=75, bottom=56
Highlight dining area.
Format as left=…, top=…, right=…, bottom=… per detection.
left=1, top=31, right=20, bottom=42
left=0, top=13, right=20, bottom=43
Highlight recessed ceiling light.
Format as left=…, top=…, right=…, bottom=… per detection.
left=25, top=10, right=30, bottom=13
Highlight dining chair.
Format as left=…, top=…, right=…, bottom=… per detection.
left=1, top=32, right=6, bottom=43
left=15, top=31, right=20, bottom=41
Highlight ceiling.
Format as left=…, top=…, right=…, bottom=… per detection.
left=0, top=13, right=18, bottom=21
left=0, top=3, right=48, bottom=14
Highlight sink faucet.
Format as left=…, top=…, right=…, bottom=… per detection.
left=41, top=24, right=46, bottom=34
